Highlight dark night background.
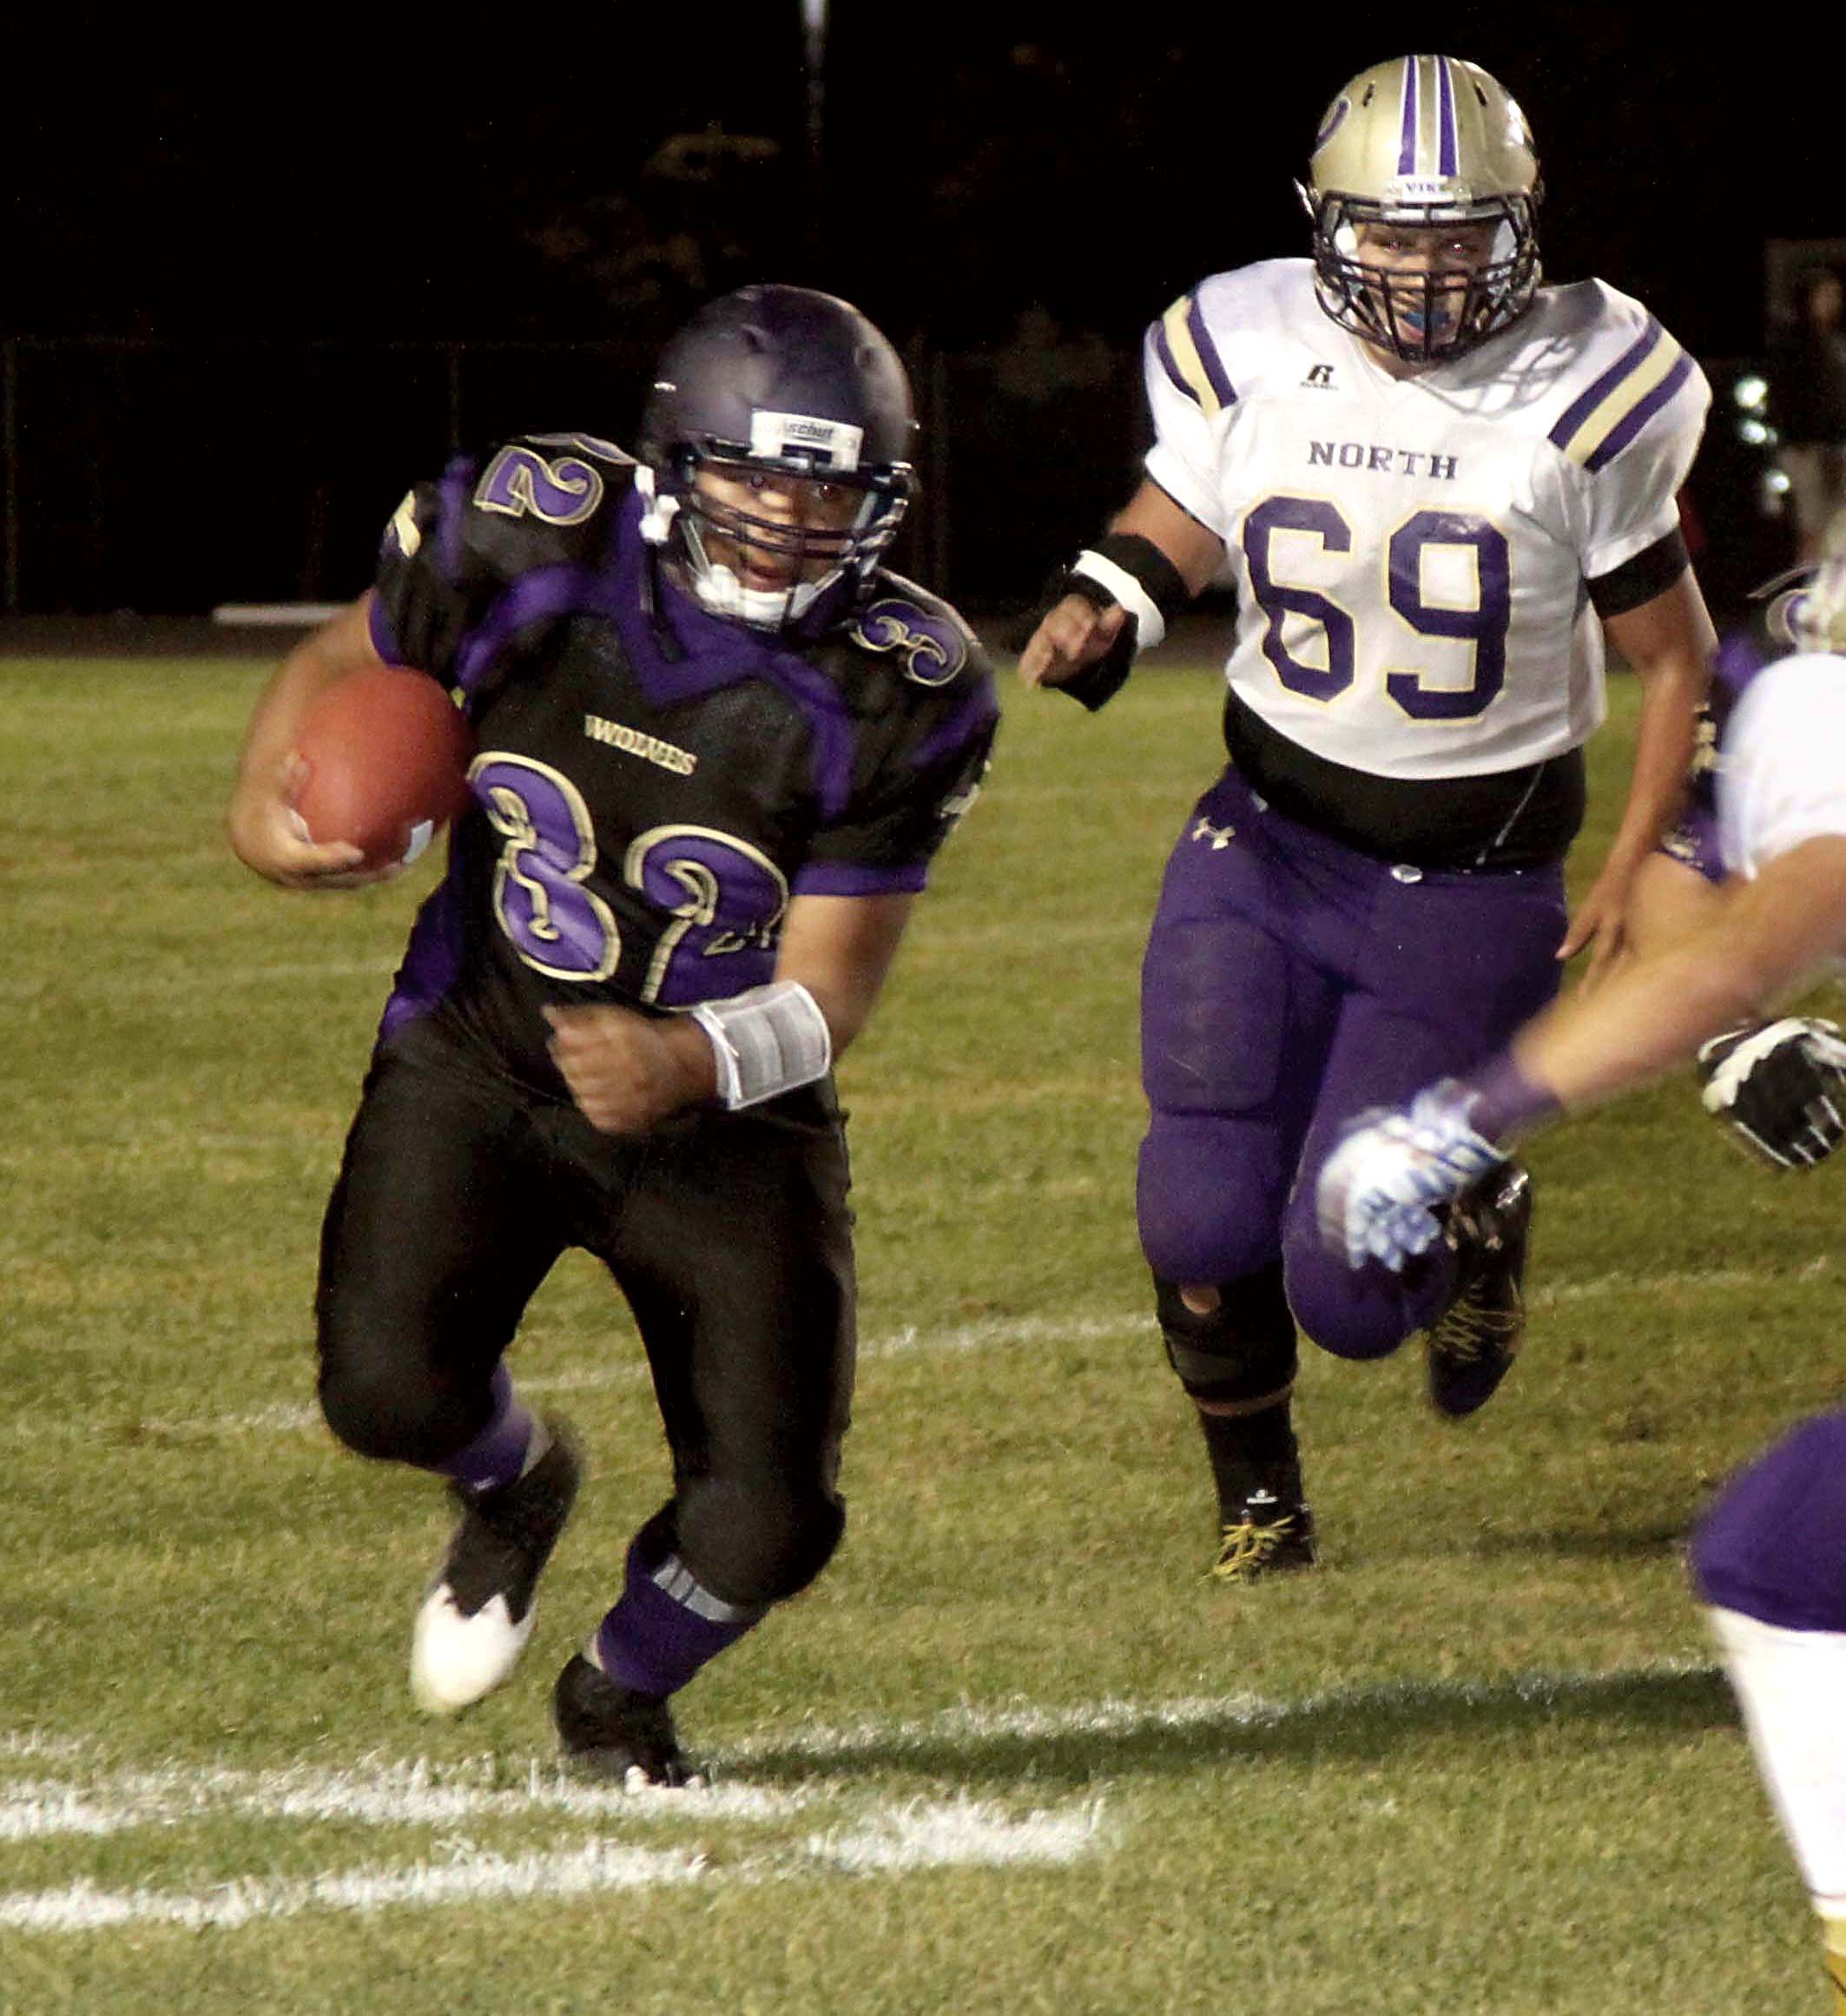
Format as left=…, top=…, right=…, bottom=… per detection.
left=2, top=6, right=1835, bottom=619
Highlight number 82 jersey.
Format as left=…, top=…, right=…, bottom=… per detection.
left=1145, top=259, right=1710, bottom=781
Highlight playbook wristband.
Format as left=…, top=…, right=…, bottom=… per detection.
left=690, top=980, right=833, bottom=1110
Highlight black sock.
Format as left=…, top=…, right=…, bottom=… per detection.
left=1196, top=1400, right=1300, bottom=1519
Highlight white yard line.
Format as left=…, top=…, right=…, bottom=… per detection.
left=0, top=1659, right=1704, bottom=1931
left=29, top=1262, right=1823, bottom=1449
left=0, top=1786, right=1106, bottom=1933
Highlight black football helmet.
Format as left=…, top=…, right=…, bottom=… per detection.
left=638, top=285, right=918, bottom=636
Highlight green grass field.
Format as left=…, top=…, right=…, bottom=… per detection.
left=3, top=648, right=1841, bottom=2014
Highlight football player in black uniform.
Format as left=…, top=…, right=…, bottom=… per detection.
left=227, top=286, right=998, bottom=1785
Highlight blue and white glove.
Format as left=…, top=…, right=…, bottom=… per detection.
left=1698, top=1017, right=1846, bottom=1169
left=1316, top=1081, right=1510, bottom=1272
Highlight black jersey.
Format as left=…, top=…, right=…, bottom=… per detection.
left=366, top=434, right=997, bottom=1090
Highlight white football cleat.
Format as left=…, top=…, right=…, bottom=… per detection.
left=407, top=1427, right=581, bottom=1716
left=411, top=1586, right=537, bottom=1714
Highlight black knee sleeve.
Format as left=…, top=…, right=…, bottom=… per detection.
left=673, top=1478, right=847, bottom=1610
left=317, top=1358, right=489, bottom=1469
left=1155, top=1263, right=1298, bottom=1406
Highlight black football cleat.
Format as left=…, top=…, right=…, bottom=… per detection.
left=553, top=1653, right=700, bottom=1789
left=409, top=1425, right=581, bottom=1714
left=1424, top=1163, right=1533, bottom=1419
left=1210, top=1476, right=1318, bottom=1584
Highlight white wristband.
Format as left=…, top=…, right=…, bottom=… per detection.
left=1070, top=550, right=1168, bottom=650
left=689, top=981, right=834, bottom=1110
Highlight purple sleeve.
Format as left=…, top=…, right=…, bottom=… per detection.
left=797, top=681, right=997, bottom=895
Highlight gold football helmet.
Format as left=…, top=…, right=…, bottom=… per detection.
left=1302, top=54, right=1542, bottom=364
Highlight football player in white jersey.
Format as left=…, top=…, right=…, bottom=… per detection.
left=1317, top=514, right=1846, bottom=2012
left=1019, top=54, right=1717, bottom=1581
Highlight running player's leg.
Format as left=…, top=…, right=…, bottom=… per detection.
left=1693, top=1413, right=1846, bottom=2006
left=557, top=1085, right=856, bottom=1782
left=1283, top=859, right=1566, bottom=1401
left=317, top=1019, right=573, bottom=1710
left=1137, top=774, right=1342, bottom=1578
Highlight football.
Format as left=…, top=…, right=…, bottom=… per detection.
left=293, top=666, right=475, bottom=869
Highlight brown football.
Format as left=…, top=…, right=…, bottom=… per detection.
left=293, top=666, right=475, bottom=868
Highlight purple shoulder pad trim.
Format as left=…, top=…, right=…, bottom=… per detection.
left=910, top=683, right=999, bottom=773
left=1184, top=295, right=1237, bottom=409
left=455, top=564, right=599, bottom=694
left=367, top=596, right=403, bottom=667
left=1583, top=352, right=1695, bottom=472
left=794, top=860, right=931, bottom=898
left=591, top=494, right=860, bottom=820
left=1547, top=319, right=1664, bottom=451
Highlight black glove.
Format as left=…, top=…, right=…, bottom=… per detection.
left=1698, top=1017, right=1846, bottom=1169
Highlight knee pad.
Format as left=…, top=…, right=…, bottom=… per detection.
left=1155, top=1263, right=1298, bottom=1406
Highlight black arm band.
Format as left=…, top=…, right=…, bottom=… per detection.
left=1586, top=525, right=1691, bottom=618
left=1045, top=532, right=1196, bottom=712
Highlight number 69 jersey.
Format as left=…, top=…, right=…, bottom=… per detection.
left=1145, top=259, right=1710, bottom=783
left=365, top=436, right=997, bottom=1090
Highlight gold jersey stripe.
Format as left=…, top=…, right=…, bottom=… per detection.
left=1162, top=296, right=1226, bottom=418
left=1557, top=329, right=1685, bottom=467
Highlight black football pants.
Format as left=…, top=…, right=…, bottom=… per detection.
left=315, top=1012, right=856, bottom=1608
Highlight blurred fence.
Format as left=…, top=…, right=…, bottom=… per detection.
left=0, top=335, right=1784, bottom=623
left=0, top=336, right=1146, bottom=621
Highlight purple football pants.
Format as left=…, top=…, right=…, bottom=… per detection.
left=1691, top=1412, right=1846, bottom=1632
left=1137, top=767, right=1567, bottom=1360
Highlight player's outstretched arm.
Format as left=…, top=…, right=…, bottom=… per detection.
left=1322, top=835, right=1846, bottom=1272
left=545, top=893, right=917, bottom=1136
left=1559, top=572, right=1715, bottom=978
left=1018, top=482, right=1223, bottom=697
left=227, top=596, right=398, bottom=890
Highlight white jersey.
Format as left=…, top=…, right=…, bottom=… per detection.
left=1144, top=259, right=1710, bottom=780
left=1717, top=654, right=1846, bottom=885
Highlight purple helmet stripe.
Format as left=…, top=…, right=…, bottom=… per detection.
left=1397, top=58, right=1420, bottom=175
left=1583, top=352, right=1696, bottom=471
left=1183, top=295, right=1239, bottom=409
left=1437, top=57, right=1458, bottom=177
left=1150, top=318, right=1192, bottom=403
left=1547, top=319, right=1665, bottom=451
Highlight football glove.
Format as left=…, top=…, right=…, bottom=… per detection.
left=1316, top=1081, right=1510, bottom=1273
left=1697, top=1017, right=1846, bottom=1170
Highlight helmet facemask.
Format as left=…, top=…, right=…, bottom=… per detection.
left=644, top=446, right=912, bottom=636
left=1309, top=194, right=1540, bottom=364
left=637, top=285, right=920, bottom=642
left=1302, top=56, right=1544, bottom=367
